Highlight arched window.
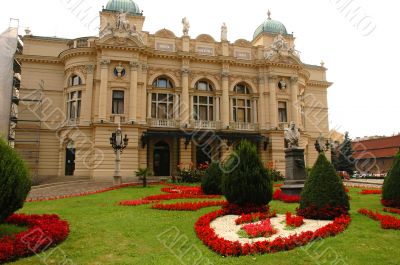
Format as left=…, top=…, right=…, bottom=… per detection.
left=193, top=80, right=214, bottom=121
left=153, top=76, right=173, bottom=88
left=195, top=80, right=213, bottom=91
left=233, top=83, right=252, bottom=123
left=70, top=75, right=82, bottom=86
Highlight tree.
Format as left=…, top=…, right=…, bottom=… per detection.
left=382, top=150, right=400, bottom=208
left=222, top=140, right=273, bottom=206
left=297, top=152, right=349, bottom=220
left=0, top=138, right=31, bottom=223
left=135, top=168, right=152, bottom=187
left=201, top=161, right=222, bottom=195
left=337, top=132, right=354, bottom=175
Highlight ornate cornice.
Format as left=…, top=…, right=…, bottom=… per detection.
left=15, top=55, right=61, bottom=64
left=306, top=80, right=333, bottom=88
left=59, top=47, right=96, bottom=62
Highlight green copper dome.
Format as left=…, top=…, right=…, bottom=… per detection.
left=253, top=12, right=287, bottom=39
left=105, top=0, right=141, bottom=15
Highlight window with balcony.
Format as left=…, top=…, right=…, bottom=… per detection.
left=70, top=75, right=82, bottom=86
left=194, top=96, right=213, bottom=121
left=67, top=91, right=81, bottom=120
left=233, top=83, right=252, bottom=123
left=112, top=90, right=124, bottom=114
left=151, top=93, right=174, bottom=119
left=278, top=101, right=288, bottom=122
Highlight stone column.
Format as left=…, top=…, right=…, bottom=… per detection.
left=268, top=75, right=278, bottom=128
left=215, top=96, right=220, bottom=121
left=128, top=61, right=139, bottom=123
left=174, top=93, right=180, bottom=120
left=190, top=95, right=194, bottom=125
left=290, top=77, right=299, bottom=126
left=221, top=72, right=230, bottom=128
left=140, top=64, right=148, bottom=124
left=98, top=60, right=110, bottom=122
left=181, top=68, right=190, bottom=126
left=258, top=76, right=265, bottom=129
left=252, top=99, right=258, bottom=123
left=82, top=64, right=94, bottom=124
left=147, top=92, right=152, bottom=119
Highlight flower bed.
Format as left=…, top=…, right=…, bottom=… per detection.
left=160, top=185, right=203, bottom=195
left=195, top=208, right=351, bottom=256
left=360, top=189, right=382, bottom=195
left=235, top=211, right=277, bottom=225
left=296, top=204, right=349, bottom=220
left=285, top=212, right=304, bottom=228
left=272, top=189, right=300, bottom=203
left=383, top=207, right=400, bottom=215
left=358, top=208, right=400, bottom=230
left=0, top=214, right=69, bottom=263
left=241, top=219, right=277, bottom=238
left=143, top=193, right=221, bottom=201
left=119, top=199, right=159, bottom=206
left=381, top=199, right=400, bottom=209
left=151, top=200, right=227, bottom=211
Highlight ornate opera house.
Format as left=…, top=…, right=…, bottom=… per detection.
left=14, top=0, right=332, bottom=181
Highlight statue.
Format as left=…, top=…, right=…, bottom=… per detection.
left=182, top=17, right=190, bottom=36
left=116, top=10, right=130, bottom=31
left=284, top=121, right=300, bottom=149
left=221, top=22, right=227, bottom=41
left=115, top=63, right=125, bottom=78
left=271, top=33, right=289, bottom=51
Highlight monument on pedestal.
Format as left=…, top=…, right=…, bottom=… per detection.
left=281, top=121, right=307, bottom=196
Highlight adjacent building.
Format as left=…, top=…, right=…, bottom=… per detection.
left=15, top=0, right=332, bottom=182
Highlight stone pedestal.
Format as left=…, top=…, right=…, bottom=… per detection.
left=281, top=148, right=307, bottom=196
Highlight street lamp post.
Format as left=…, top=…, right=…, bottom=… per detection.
left=109, top=122, right=129, bottom=186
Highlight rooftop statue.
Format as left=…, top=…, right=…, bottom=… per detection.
left=182, top=17, right=190, bottom=36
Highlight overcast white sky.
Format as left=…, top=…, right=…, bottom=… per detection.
left=1, top=0, right=399, bottom=139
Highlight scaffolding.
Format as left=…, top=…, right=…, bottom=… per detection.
left=8, top=35, right=43, bottom=180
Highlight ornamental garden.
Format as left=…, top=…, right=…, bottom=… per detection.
left=1, top=139, right=400, bottom=264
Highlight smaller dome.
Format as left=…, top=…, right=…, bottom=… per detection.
left=105, top=0, right=141, bottom=16
left=253, top=11, right=287, bottom=39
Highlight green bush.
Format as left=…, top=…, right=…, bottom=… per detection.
left=201, top=161, right=223, bottom=195
left=297, top=153, right=349, bottom=220
left=0, top=138, right=31, bottom=223
left=222, top=140, right=273, bottom=206
left=382, top=151, right=400, bottom=208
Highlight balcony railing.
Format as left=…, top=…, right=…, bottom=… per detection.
left=110, top=115, right=126, bottom=123
left=147, top=118, right=179, bottom=128
left=66, top=118, right=80, bottom=126
left=229, top=122, right=259, bottom=131
left=278, top=122, right=289, bottom=130
left=192, top=120, right=220, bottom=130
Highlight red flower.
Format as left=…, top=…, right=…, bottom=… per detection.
left=235, top=211, right=277, bottom=225
left=360, top=189, right=382, bottom=195
left=358, top=208, right=400, bottom=230
left=151, top=200, right=227, bottom=211
left=0, top=214, right=69, bottom=263
left=272, top=189, right=300, bottom=203
left=242, top=219, right=277, bottom=238
left=285, top=212, right=304, bottom=227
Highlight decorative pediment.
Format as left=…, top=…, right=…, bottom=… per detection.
left=155, top=29, right=176, bottom=38
left=195, top=34, right=215, bottom=43
left=264, top=34, right=301, bottom=63
left=233, top=39, right=252, bottom=47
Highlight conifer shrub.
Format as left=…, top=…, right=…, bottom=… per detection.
left=222, top=140, right=273, bottom=206
left=382, top=151, right=400, bottom=208
left=201, top=161, right=222, bottom=195
left=0, top=138, right=31, bottom=223
left=297, top=152, right=349, bottom=220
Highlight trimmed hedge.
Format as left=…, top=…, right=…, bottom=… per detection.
left=297, top=152, right=349, bottom=220
left=201, top=161, right=222, bottom=195
left=222, top=140, right=272, bottom=206
left=0, top=138, right=31, bottom=223
left=382, top=151, right=400, bottom=208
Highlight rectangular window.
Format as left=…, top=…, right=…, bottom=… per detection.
left=67, top=91, right=81, bottom=120
left=193, top=96, right=214, bottom=121
left=151, top=93, right=174, bottom=119
left=112, top=90, right=124, bottom=114
left=233, top=98, right=251, bottom=123
left=278, top=101, right=287, bottom=123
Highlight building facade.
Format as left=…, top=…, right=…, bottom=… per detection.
left=15, top=0, right=332, bottom=182
left=352, top=134, right=400, bottom=175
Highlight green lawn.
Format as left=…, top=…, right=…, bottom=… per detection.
left=5, top=186, right=400, bottom=265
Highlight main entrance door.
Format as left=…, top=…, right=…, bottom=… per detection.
left=153, top=141, right=170, bottom=176
left=65, top=147, right=75, bottom=176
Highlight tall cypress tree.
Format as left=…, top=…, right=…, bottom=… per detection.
left=337, top=132, right=354, bottom=175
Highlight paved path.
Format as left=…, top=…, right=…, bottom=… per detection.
left=27, top=181, right=115, bottom=200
